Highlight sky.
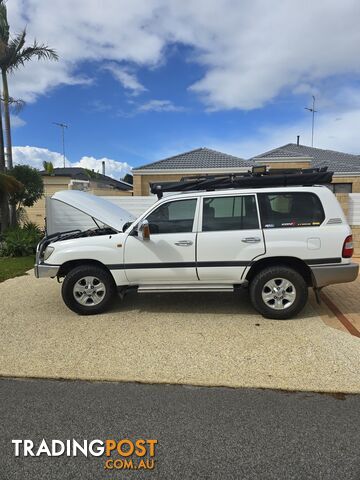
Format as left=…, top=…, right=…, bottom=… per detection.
left=7, top=0, right=360, bottom=179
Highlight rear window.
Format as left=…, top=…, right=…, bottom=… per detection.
left=258, top=192, right=325, bottom=228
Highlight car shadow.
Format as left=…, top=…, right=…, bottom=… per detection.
left=107, top=289, right=316, bottom=320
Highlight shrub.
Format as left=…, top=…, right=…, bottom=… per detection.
left=22, top=221, right=43, bottom=236
left=0, top=224, right=43, bottom=257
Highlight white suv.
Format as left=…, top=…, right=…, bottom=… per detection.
left=35, top=182, right=358, bottom=319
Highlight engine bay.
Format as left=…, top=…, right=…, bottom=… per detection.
left=61, top=226, right=117, bottom=239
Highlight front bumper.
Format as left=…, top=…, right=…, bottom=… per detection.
left=34, top=263, right=60, bottom=279
left=311, top=262, right=359, bottom=288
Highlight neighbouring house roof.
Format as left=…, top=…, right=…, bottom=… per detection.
left=253, top=148, right=310, bottom=160
left=41, top=167, right=132, bottom=191
left=133, top=147, right=252, bottom=171
left=253, top=143, right=360, bottom=174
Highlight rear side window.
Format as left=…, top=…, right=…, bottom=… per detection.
left=202, top=195, right=259, bottom=231
left=258, top=192, right=325, bottom=228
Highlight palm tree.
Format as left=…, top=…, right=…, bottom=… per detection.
left=0, top=0, right=58, bottom=226
left=0, top=2, right=58, bottom=171
left=0, top=0, right=8, bottom=231
left=43, top=160, right=54, bottom=175
left=0, top=107, right=9, bottom=233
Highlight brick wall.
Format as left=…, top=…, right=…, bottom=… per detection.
left=266, top=161, right=312, bottom=169
left=351, top=226, right=360, bottom=255
left=335, top=193, right=360, bottom=255
left=24, top=176, right=70, bottom=227
left=332, top=175, right=360, bottom=192
left=133, top=173, right=188, bottom=196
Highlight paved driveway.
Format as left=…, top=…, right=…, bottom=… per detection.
left=1, top=270, right=359, bottom=393
left=316, top=259, right=360, bottom=337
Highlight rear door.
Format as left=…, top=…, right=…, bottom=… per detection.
left=196, top=194, right=265, bottom=281
left=257, top=191, right=331, bottom=261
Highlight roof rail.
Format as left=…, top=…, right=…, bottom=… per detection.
left=150, top=166, right=333, bottom=199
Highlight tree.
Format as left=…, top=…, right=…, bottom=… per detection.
left=0, top=1, right=57, bottom=225
left=0, top=1, right=58, bottom=172
left=43, top=161, right=54, bottom=175
left=0, top=113, right=7, bottom=231
left=121, top=173, right=133, bottom=185
left=0, top=4, right=7, bottom=231
left=7, top=165, right=43, bottom=218
left=0, top=171, right=22, bottom=194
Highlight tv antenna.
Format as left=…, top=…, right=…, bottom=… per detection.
left=304, top=96, right=317, bottom=147
left=53, top=122, right=68, bottom=167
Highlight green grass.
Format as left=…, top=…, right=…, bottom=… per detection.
left=0, top=256, right=35, bottom=283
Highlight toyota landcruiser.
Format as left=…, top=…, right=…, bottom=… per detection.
left=34, top=170, right=359, bottom=319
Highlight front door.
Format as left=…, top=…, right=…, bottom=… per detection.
left=196, top=194, right=265, bottom=281
left=124, top=197, right=199, bottom=283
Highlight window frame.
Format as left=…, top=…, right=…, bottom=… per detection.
left=199, top=193, right=261, bottom=233
left=258, top=191, right=326, bottom=229
left=141, top=197, right=200, bottom=235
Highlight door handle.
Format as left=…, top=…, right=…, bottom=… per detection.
left=174, top=240, right=193, bottom=246
left=241, top=237, right=261, bottom=243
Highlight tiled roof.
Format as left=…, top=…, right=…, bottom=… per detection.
left=252, top=143, right=360, bottom=173
left=133, top=148, right=252, bottom=170
left=41, top=167, right=132, bottom=191
left=254, top=148, right=310, bottom=159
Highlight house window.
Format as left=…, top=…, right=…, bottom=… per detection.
left=328, top=183, right=352, bottom=194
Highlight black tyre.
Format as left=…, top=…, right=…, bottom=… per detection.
left=62, top=265, right=116, bottom=315
left=249, top=265, right=308, bottom=320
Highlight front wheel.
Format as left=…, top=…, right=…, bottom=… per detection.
left=62, top=265, right=116, bottom=315
left=249, top=266, right=308, bottom=319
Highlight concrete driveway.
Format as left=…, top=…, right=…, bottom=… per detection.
left=1, top=270, right=360, bottom=393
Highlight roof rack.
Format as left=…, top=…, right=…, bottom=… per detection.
left=150, top=167, right=333, bottom=199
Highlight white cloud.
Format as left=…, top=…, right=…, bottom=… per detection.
left=13, top=146, right=65, bottom=170
left=138, top=99, right=185, bottom=112
left=6, top=0, right=360, bottom=111
left=7, top=0, right=163, bottom=102
left=73, top=156, right=132, bottom=179
left=7, top=60, right=92, bottom=103
left=13, top=146, right=132, bottom=180
left=103, top=63, right=146, bottom=95
left=11, top=115, right=26, bottom=128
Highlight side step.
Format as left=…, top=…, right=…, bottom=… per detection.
left=137, top=284, right=234, bottom=293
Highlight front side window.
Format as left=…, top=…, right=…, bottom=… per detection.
left=258, top=192, right=325, bottom=228
left=145, top=198, right=197, bottom=234
left=202, top=195, right=259, bottom=231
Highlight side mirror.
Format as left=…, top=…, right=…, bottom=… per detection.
left=138, top=219, right=150, bottom=240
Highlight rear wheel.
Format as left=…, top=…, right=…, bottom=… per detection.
left=62, top=265, right=116, bottom=315
left=249, top=266, right=308, bottom=319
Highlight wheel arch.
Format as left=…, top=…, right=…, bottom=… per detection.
left=57, top=259, right=113, bottom=279
left=245, top=256, right=313, bottom=287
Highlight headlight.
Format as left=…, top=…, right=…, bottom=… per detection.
left=43, top=246, right=54, bottom=261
